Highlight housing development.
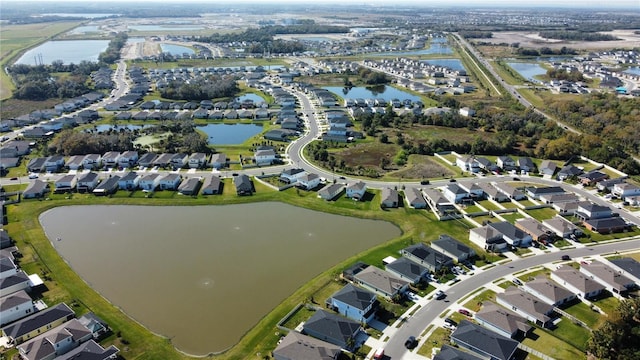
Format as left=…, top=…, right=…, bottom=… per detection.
left=1, top=2, right=640, bottom=360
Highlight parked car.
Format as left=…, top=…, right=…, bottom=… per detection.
left=28, top=173, right=39, bottom=179
left=443, top=322, right=456, bottom=330
left=434, top=290, right=445, bottom=300
left=404, top=336, right=417, bottom=349
left=458, top=309, right=472, bottom=317
left=373, top=348, right=384, bottom=360
left=444, top=318, right=458, bottom=326
left=512, top=278, right=523, bottom=286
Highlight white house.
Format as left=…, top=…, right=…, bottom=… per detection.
left=101, top=151, right=120, bottom=168
left=54, top=174, right=77, bottom=193
left=139, top=174, right=161, bottom=191
left=346, top=181, right=367, bottom=200
left=76, top=172, right=100, bottom=192
left=188, top=153, right=209, bottom=169
left=118, top=172, right=140, bottom=190
left=158, top=173, right=182, bottom=190
left=82, top=154, right=102, bottom=170
left=297, top=173, right=321, bottom=190
left=118, top=151, right=138, bottom=168
left=551, top=265, right=604, bottom=299
left=0, top=290, right=34, bottom=326
left=210, top=153, right=227, bottom=169
left=612, top=182, right=640, bottom=200
left=456, top=155, right=479, bottom=173
left=280, top=168, right=306, bottom=184
left=254, top=149, right=277, bottom=166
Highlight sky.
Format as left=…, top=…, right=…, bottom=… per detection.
left=6, top=0, right=640, bottom=7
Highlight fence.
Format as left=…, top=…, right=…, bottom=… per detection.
left=518, top=343, right=556, bottom=360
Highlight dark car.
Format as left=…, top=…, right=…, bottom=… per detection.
left=420, top=180, right=430, bottom=185
left=449, top=178, right=457, bottom=182
left=561, top=255, right=571, bottom=261
left=445, top=318, right=458, bottom=326
left=10, top=177, right=18, bottom=180
left=404, top=336, right=417, bottom=349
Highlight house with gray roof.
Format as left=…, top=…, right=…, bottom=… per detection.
left=405, top=188, right=427, bottom=209
left=557, top=165, right=583, bottom=181
left=326, top=284, right=378, bottom=324
left=470, top=221, right=532, bottom=251
left=93, top=176, right=120, bottom=196
left=65, top=155, right=85, bottom=171
left=76, top=172, right=99, bottom=192
left=273, top=331, right=341, bottom=360
left=475, top=301, right=531, bottom=339
left=493, top=182, right=526, bottom=201
left=54, top=339, right=119, bottom=360
left=434, top=345, right=484, bottom=360
left=442, top=183, right=469, bottom=204
left=551, top=265, right=604, bottom=299
left=54, top=175, right=77, bottom=193
left=400, top=243, right=453, bottom=272
left=297, top=173, right=321, bottom=190
left=178, top=177, right=201, bottom=196
left=496, top=286, right=554, bottom=327
left=346, top=181, right=367, bottom=200
left=158, top=173, right=182, bottom=191
left=0, top=230, right=13, bottom=249
left=318, top=183, right=343, bottom=201
left=280, top=168, right=306, bottom=184
left=385, top=257, right=429, bottom=285
left=580, top=260, right=636, bottom=297
left=0, top=270, right=31, bottom=297
left=515, top=218, right=553, bottom=243
left=137, top=153, right=157, bottom=168
left=522, top=275, right=576, bottom=307
left=17, top=318, right=93, bottom=360
left=608, top=258, right=640, bottom=285
left=542, top=216, right=582, bottom=239
left=0, top=290, right=34, bottom=327
left=525, top=186, right=565, bottom=200
left=478, top=183, right=509, bottom=202
left=117, top=172, right=139, bottom=191
left=23, top=180, right=50, bottom=199
left=210, top=153, right=227, bottom=170
left=201, top=176, right=222, bottom=195
left=450, top=320, right=519, bottom=360
left=2, top=303, right=75, bottom=345
left=380, top=188, right=399, bottom=208
left=517, top=157, right=536, bottom=173
left=233, top=174, right=253, bottom=196
left=539, top=160, right=558, bottom=177
left=353, top=266, right=409, bottom=300
left=302, top=309, right=362, bottom=350
left=431, top=235, right=475, bottom=262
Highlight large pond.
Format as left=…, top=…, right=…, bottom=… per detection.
left=421, top=58, right=466, bottom=72
left=128, top=25, right=204, bottom=31
left=370, top=37, right=453, bottom=56
left=41, top=203, right=401, bottom=355
left=15, top=40, right=110, bottom=65
left=325, top=86, right=422, bottom=102
left=197, top=123, right=263, bottom=145
left=507, top=62, right=547, bottom=82
left=160, top=44, right=195, bottom=56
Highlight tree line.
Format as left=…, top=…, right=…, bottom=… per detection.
left=539, top=30, right=619, bottom=42
left=159, top=74, right=239, bottom=101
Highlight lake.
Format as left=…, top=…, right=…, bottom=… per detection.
left=507, top=62, right=547, bottom=82
left=369, top=37, right=453, bottom=56
left=15, top=40, right=110, bottom=65
left=324, top=86, right=422, bottom=102
left=41, top=203, right=401, bottom=355
left=421, top=58, right=466, bottom=72
left=197, top=123, right=264, bottom=145
left=128, top=25, right=204, bottom=31
left=160, top=44, right=195, bottom=56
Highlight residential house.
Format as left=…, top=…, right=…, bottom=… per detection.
left=353, top=266, right=409, bottom=300
left=178, top=178, right=201, bottom=195
left=0, top=270, right=31, bottom=296
left=66, top=155, right=85, bottom=171
left=82, top=154, right=101, bottom=170
left=552, top=200, right=582, bottom=216
left=385, top=257, right=429, bottom=285
left=0, top=157, right=19, bottom=171
left=496, top=286, right=554, bottom=327
left=405, top=188, right=427, bottom=209
left=76, top=172, right=99, bottom=193
left=522, top=275, right=576, bottom=307
left=345, top=181, right=367, bottom=200
left=117, top=151, right=138, bottom=168
left=318, top=183, right=343, bottom=201
left=158, top=173, right=182, bottom=190
left=272, top=331, right=341, bottom=360
left=0, top=230, right=12, bottom=249
left=475, top=157, right=498, bottom=173
left=579, top=171, right=608, bottom=186
left=326, top=284, right=378, bottom=324
left=302, top=309, right=362, bottom=350
left=23, top=180, right=50, bottom=199
left=2, top=303, right=75, bottom=345
left=254, top=149, right=277, bottom=166
left=515, top=218, right=553, bottom=243
left=117, top=172, right=139, bottom=191
left=612, top=182, right=640, bottom=200
left=517, top=157, right=536, bottom=173
left=210, top=153, right=227, bottom=170
left=493, top=183, right=526, bottom=201
left=380, top=188, right=399, bottom=208
left=525, top=186, right=565, bottom=200
left=496, top=156, right=517, bottom=171
left=478, top=183, right=509, bottom=203
left=137, top=153, right=157, bottom=168
left=53, top=339, right=118, bottom=360
left=470, top=221, right=532, bottom=251
left=456, top=156, right=479, bottom=173
left=0, top=290, right=34, bottom=327
left=475, top=301, right=531, bottom=339
left=54, top=175, right=77, bottom=193
left=17, top=318, right=93, bottom=360
left=576, top=202, right=613, bottom=221
left=434, top=345, right=484, bottom=360
left=234, top=174, right=253, bottom=196
left=77, top=312, right=109, bottom=339
left=1, top=256, right=17, bottom=278
left=280, top=168, right=306, bottom=184
left=170, top=153, right=189, bottom=169
left=539, top=193, right=580, bottom=204
left=450, top=320, right=519, bottom=360
left=93, top=176, right=120, bottom=196
left=584, top=217, right=628, bottom=234
left=596, top=177, right=627, bottom=192
left=431, top=235, right=475, bottom=263
left=26, top=157, right=46, bottom=173
left=297, top=173, right=321, bottom=190
left=542, top=216, right=583, bottom=239
left=538, top=160, right=558, bottom=177
left=138, top=174, right=161, bottom=191
left=43, top=155, right=65, bottom=172
left=188, top=153, right=209, bottom=169
left=442, top=183, right=469, bottom=204
left=400, top=243, right=453, bottom=272
left=457, top=183, right=483, bottom=199
left=551, top=265, right=604, bottom=299
left=608, top=258, right=640, bottom=286
left=581, top=260, right=636, bottom=297
left=152, top=153, right=175, bottom=168
left=201, top=176, right=222, bottom=195
left=101, top=151, right=120, bottom=168
left=557, top=165, right=583, bottom=181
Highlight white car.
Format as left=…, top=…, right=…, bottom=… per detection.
left=28, top=173, right=39, bottom=179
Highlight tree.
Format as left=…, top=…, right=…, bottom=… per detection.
left=587, top=297, right=640, bottom=359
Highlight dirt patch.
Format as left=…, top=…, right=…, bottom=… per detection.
left=474, top=30, right=640, bottom=51
left=388, top=155, right=456, bottom=180
left=333, top=142, right=398, bottom=169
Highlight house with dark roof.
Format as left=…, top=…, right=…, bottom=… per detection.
left=23, top=180, right=50, bottom=199
left=478, top=183, right=510, bottom=203
left=581, top=260, right=636, bottom=297
left=493, top=183, right=526, bottom=201
left=579, top=171, right=608, bottom=186
left=515, top=218, right=553, bottom=243
left=137, top=153, right=157, bottom=168
left=442, top=183, right=469, bottom=204
left=434, top=345, right=484, bottom=360
left=158, top=173, right=182, bottom=190
left=385, top=257, right=429, bottom=285
left=93, top=176, right=120, bottom=196
left=380, top=188, right=399, bottom=208
left=353, top=266, right=409, bottom=300
left=2, top=303, right=75, bottom=344
left=54, top=175, right=77, bottom=193
left=525, top=186, right=565, bottom=200
left=0, top=270, right=31, bottom=297
left=431, top=235, right=475, bottom=262
left=496, top=286, right=554, bottom=327
left=539, top=160, right=558, bottom=177
left=272, top=331, right=341, bottom=360
left=117, top=172, right=139, bottom=191
left=557, top=165, right=583, bottom=181
left=517, top=157, right=536, bottom=173
left=576, top=202, right=613, bottom=221
left=280, top=168, right=306, bottom=184
left=178, top=178, right=201, bottom=196
left=450, top=320, right=519, bottom=360
left=76, top=172, right=100, bottom=193
left=302, top=310, right=362, bottom=350
left=233, top=174, right=253, bottom=196
left=522, top=275, right=576, bottom=307
left=201, top=176, right=222, bottom=195
left=326, top=284, right=378, bottom=324
left=608, top=258, right=640, bottom=285
left=17, top=318, right=93, bottom=360
left=0, top=290, right=34, bottom=327
left=584, top=217, right=628, bottom=234
left=54, top=339, right=119, bottom=360
left=475, top=301, right=531, bottom=339
left=470, top=221, right=532, bottom=251
left=551, top=265, right=604, bottom=299
left=400, top=243, right=453, bottom=272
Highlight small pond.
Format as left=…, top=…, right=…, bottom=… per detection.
left=15, top=40, right=110, bottom=65
left=197, top=123, right=263, bottom=145
left=160, top=44, right=195, bottom=56
left=507, top=62, right=547, bottom=82
left=421, top=58, right=466, bottom=72
left=324, top=86, right=422, bottom=102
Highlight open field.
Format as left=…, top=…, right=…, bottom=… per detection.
left=473, top=30, right=640, bottom=51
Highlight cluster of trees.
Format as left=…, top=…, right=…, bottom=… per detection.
left=245, top=39, right=305, bottom=55
left=546, top=68, right=584, bottom=82
left=516, top=46, right=578, bottom=57
left=9, top=63, right=97, bottom=101
left=47, top=129, right=137, bottom=156
left=357, top=68, right=390, bottom=85
left=459, top=31, right=492, bottom=39
left=98, top=33, right=127, bottom=64
left=159, top=75, right=239, bottom=101
left=587, top=297, right=640, bottom=359
left=539, top=30, right=619, bottom=42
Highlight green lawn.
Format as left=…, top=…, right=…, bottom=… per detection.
left=590, top=293, right=620, bottom=317
left=463, top=204, right=484, bottom=213
left=523, top=327, right=585, bottom=360
left=477, top=200, right=501, bottom=211
left=517, top=199, right=537, bottom=207
left=500, top=212, right=525, bottom=224
left=548, top=318, right=591, bottom=351
left=417, top=327, right=451, bottom=358
left=563, top=301, right=606, bottom=328
left=463, top=289, right=497, bottom=312
left=525, top=207, right=558, bottom=221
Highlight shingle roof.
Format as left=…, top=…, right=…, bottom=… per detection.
left=0, top=289, right=31, bottom=312
left=434, top=345, right=484, bottom=360
left=273, top=331, right=341, bottom=360
left=386, top=257, right=428, bottom=280
left=451, top=320, right=519, bottom=360
left=302, top=309, right=360, bottom=346
left=476, top=301, right=531, bottom=337
left=524, top=276, right=574, bottom=305
left=2, top=303, right=74, bottom=340
left=497, top=286, right=552, bottom=325
left=553, top=265, right=604, bottom=295
left=329, top=284, right=376, bottom=311
left=432, top=235, right=473, bottom=258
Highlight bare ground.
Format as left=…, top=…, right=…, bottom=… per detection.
left=473, top=30, right=640, bottom=50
